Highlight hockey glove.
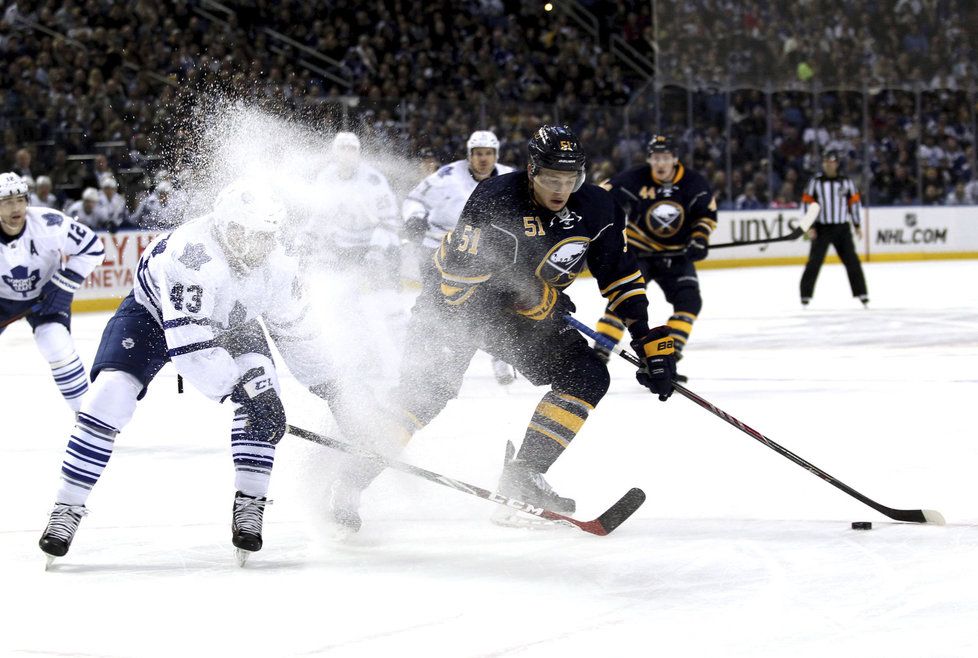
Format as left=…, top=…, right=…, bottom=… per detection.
left=631, top=326, right=676, bottom=401
left=230, top=366, right=286, bottom=444
left=33, top=269, right=85, bottom=320
left=686, top=236, right=709, bottom=262
left=404, top=213, right=429, bottom=245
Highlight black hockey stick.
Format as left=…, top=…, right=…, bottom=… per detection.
left=565, top=315, right=945, bottom=525
left=0, top=308, right=33, bottom=330
left=709, top=226, right=804, bottom=249
left=286, top=424, right=646, bottom=536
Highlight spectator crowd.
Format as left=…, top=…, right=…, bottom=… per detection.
left=2, top=0, right=977, bottom=224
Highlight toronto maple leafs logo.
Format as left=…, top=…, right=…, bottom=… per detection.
left=536, top=237, right=590, bottom=286
left=645, top=200, right=685, bottom=238
left=43, top=213, right=63, bottom=227
left=2, top=265, right=41, bottom=297
left=178, top=242, right=211, bottom=271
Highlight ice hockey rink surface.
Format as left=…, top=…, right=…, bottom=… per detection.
left=2, top=259, right=977, bottom=657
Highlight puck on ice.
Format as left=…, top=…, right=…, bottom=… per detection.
left=851, top=521, right=872, bottom=530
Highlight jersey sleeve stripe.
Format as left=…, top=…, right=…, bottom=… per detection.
left=166, top=339, right=219, bottom=358
left=162, top=317, right=213, bottom=329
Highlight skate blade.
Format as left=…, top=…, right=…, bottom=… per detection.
left=490, top=506, right=559, bottom=530
left=234, top=548, right=252, bottom=567
left=44, top=555, right=56, bottom=571
left=324, top=520, right=360, bottom=542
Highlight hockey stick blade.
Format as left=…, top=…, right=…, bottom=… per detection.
left=286, top=424, right=646, bottom=536
left=565, top=315, right=945, bottom=525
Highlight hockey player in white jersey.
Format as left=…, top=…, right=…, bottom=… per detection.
left=0, top=172, right=105, bottom=411
left=401, top=130, right=518, bottom=385
left=305, top=132, right=401, bottom=281
left=37, top=178, right=347, bottom=565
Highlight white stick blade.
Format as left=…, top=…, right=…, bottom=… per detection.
left=800, top=202, right=820, bottom=230
left=921, top=509, right=946, bottom=525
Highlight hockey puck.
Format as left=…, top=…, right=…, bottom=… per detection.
left=851, top=521, right=872, bottom=530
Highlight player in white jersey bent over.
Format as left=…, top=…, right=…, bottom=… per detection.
left=0, top=172, right=105, bottom=411
left=401, top=130, right=518, bottom=385
left=37, top=178, right=344, bottom=565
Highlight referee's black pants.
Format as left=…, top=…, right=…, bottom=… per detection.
left=800, top=223, right=868, bottom=300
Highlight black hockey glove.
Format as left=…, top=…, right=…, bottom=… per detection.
left=686, top=236, right=709, bottom=262
left=630, top=326, right=676, bottom=401
left=33, top=269, right=85, bottom=319
left=230, top=367, right=286, bottom=444
left=404, top=213, right=429, bottom=245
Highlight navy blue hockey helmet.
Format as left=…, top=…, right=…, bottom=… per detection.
left=647, top=134, right=677, bottom=157
left=527, top=125, right=587, bottom=192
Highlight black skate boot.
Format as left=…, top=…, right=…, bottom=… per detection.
left=232, top=491, right=269, bottom=565
left=39, top=503, right=87, bottom=564
left=672, top=349, right=688, bottom=383
left=492, top=441, right=575, bottom=528
left=327, top=477, right=363, bottom=536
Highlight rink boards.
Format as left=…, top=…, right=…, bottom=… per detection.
left=71, top=205, right=978, bottom=312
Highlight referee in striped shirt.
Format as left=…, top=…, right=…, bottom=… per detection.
left=799, top=151, right=869, bottom=307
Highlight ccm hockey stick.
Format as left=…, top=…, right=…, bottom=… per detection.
left=286, top=424, right=646, bottom=536
left=565, top=315, right=945, bottom=525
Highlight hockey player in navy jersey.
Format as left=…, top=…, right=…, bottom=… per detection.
left=37, top=178, right=349, bottom=565
left=591, top=135, right=718, bottom=382
left=0, top=172, right=104, bottom=411
left=328, top=125, right=677, bottom=531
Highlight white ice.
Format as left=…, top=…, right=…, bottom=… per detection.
left=2, top=259, right=977, bottom=657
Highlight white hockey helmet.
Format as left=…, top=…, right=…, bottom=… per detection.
left=467, top=130, right=499, bottom=153
left=0, top=172, right=29, bottom=200
left=81, top=187, right=99, bottom=202
left=331, top=131, right=361, bottom=153
left=212, top=177, right=286, bottom=237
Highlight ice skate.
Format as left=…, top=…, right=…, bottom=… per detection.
left=39, top=503, right=87, bottom=568
left=326, top=477, right=363, bottom=539
left=232, top=491, right=269, bottom=566
left=858, top=295, right=869, bottom=308
left=491, top=441, right=575, bottom=529
left=491, top=357, right=516, bottom=386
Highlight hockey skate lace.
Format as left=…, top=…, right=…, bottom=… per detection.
left=45, top=504, right=87, bottom=541
left=234, top=496, right=270, bottom=535
left=529, top=472, right=557, bottom=496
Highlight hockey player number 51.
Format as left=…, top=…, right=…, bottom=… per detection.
left=455, top=225, right=481, bottom=255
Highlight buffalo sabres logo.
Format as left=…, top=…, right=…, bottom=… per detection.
left=551, top=207, right=582, bottom=229
left=645, top=200, right=685, bottom=238
left=536, top=237, right=589, bottom=286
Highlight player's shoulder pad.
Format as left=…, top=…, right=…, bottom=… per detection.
left=436, top=163, right=455, bottom=178
left=27, top=206, right=71, bottom=232
left=681, top=166, right=712, bottom=191
left=573, top=182, right=617, bottom=215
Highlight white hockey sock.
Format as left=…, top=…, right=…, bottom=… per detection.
left=34, top=323, right=89, bottom=411
left=231, top=405, right=276, bottom=496
left=56, top=370, right=141, bottom=506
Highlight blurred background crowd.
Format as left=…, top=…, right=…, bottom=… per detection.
left=2, top=0, right=977, bottom=229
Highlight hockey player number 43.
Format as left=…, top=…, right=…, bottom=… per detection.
left=456, top=225, right=482, bottom=255
left=170, top=283, right=204, bottom=313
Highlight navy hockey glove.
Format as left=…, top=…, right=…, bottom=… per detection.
left=686, top=236, right=709, bottom=262
left=33, top=269, right=85, bottom=319
left=230, top=367, right=286, bottom=444
left=631, top=326, right=676, bottom=401
left=404, top=213, right=428, bottom=245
